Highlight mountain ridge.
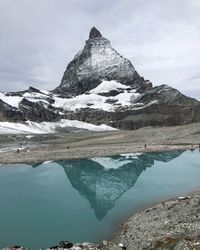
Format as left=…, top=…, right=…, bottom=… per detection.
left=0, top=27, right=200, bottom=130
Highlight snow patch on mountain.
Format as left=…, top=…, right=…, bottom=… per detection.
left=0, top=119, right=117, bottom=134
left=120, top=153, right=142, bottom=159
left=23, top=92, right=50, bottom=104
left=53, top=93, right=112, bottom=111
left=53, top=80, right=141, bottom=112
left=0, top=93, right=23, bottom=108
left=0, top=78, right=142, bottom=114
left=89, top=80, right=128, bottom=94
left=91, top=157, right=132, bottom=169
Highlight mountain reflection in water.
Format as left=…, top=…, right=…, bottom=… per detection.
left=33, top=151, right=183, bottom=220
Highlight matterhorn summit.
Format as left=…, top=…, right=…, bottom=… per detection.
left=55, top=27, right=152, bottom=96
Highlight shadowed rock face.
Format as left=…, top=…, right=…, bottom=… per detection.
left=56, top=151, right=182, bottom=220
left=0, top=99, right=25, bottom=122
left=55, top=27, right=152, bottom=96
left=89, top=27, right=102, bottom=39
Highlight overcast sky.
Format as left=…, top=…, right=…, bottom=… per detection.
left=0, top=0, right=200, bottom=99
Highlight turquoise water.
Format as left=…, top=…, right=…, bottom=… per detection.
left=0, top=150, right=200, bottom=249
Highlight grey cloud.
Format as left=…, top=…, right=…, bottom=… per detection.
left=0, top=0, right=199, bottom=100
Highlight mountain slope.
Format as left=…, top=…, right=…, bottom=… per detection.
left=54, top=27, right=152, bottom=97
left=0, top=27, right=200, bottom=130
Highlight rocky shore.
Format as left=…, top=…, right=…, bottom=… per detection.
left=110, top=191, right=200, bottom=250
left=3, top=192, right=200, bottom=250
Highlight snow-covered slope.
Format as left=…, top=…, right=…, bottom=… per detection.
left=0, top=80, right=141, bottom=112
left=53, top=80, right=140, bottom=112
left=0, top=119, right=117, bottom=134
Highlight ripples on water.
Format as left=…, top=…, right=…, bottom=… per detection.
left=0, top=150, right=200, bottom=248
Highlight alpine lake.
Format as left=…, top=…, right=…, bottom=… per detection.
left=0, top=149, right=200, bottom=249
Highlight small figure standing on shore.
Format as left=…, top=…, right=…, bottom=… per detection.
left=17, top=148, right=20, bottom=153
left=144, top=144, right=147, bottom=150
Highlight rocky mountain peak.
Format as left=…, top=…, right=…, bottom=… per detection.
left=89, top=27, right=102, bottom=39
left=55, top=27, right=152, bottom=97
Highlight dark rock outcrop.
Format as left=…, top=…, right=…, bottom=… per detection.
left=18, top=98, right=62, bottom=122
left=0, top=99, right=25, bottom=122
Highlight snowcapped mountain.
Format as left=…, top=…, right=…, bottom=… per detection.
left=55, top=27, right=152, bottom=97
left=0, top=27, right=200, bottom=131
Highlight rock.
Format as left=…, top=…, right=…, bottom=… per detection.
left=48, top=246, right=59, bottom=249
left=89, top=27, right=102, bottom=39
left=59, top=240, right=73, bottom=248
left=18, top=98, right=62, bottom=122
left=0, top=99, right=25, bottom=122
left=111, top=191, right=200, bottom=250
left=55, top=27, right=151, bottom=96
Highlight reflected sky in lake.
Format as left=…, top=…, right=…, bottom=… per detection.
left=0, top=150, right=200, bottom=248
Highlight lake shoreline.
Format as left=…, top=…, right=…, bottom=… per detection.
left=106, top=190, right=200, bottom=250
left=1, top=123, right=200, bottom=249
left=0, top=123, right=200, bottom=165
left=0, top=143, right=194, bottom=165
left=3, top=191, right=200, bottom=250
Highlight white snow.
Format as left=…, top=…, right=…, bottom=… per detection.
left=0, top=93, right=23, bottom=108
left=120, top=153, right=142, bottom=159
left=0, top=91, right=50, bottom=108
left=23, top=92, right=50, bottom=104
left=40, top=90, right=51, bottom=95
left=43, top=160, right=53, bottom=164
left=89, top=80, right=128, bottom=94
left=91, top=157, right=132, bottom=169
left=0, top=80, right=141, bottom=113
left=25, top=135, right=34, bottom=139
left=0, top=119, right=117, bottom=134
left=54, top=93, right=112, bottom=111
left=53, top=81, right=140, bottom=112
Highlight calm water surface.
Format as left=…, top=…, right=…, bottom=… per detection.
left=0, top=150, right=200, bottom=248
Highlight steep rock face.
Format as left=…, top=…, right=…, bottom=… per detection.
left=18, top=98, right=62, bottom=122
left=55, top=27, right=152, bottom=96
left=0, top=99, right=25, bottom=122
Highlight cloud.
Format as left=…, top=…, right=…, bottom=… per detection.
left=0, top=0, right=199, bottom=100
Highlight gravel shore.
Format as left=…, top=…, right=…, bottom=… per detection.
left=0, top=123, right=200, bottom=165
left=108, top=191, right=200, bottom=250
